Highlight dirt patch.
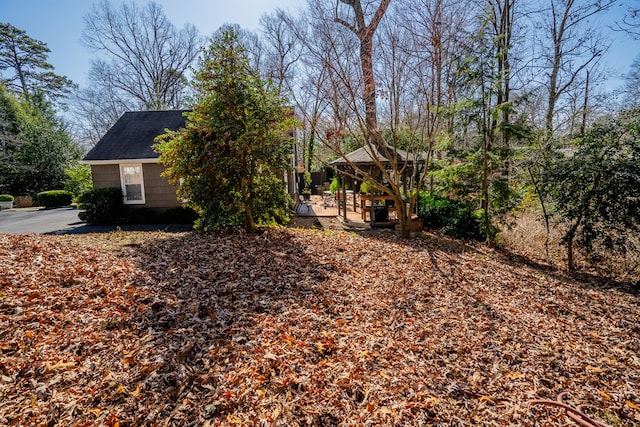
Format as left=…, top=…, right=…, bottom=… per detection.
left=288, top=215, right=322, bottom=229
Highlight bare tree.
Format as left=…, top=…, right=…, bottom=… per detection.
left=260, top=10, right=303, bottom=98
left=615, top=4, right=640, bottom=38
left=538, top=0, right=614, bottom=140
left=622, top=54, right=640, bottom=107
left=296, top=0, right=441, bottom=238
left=281, top=4, right=358, bottom=175
left=69, top=83, right=130, bottom=148
left=235, top=26, right=265, bottom=74
left=331, top=0, right=425, bottom=238
left=398, top=0, right=477, bottom=159
left=81, top=0, right=201, bottom=111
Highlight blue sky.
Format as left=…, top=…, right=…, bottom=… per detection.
left=0, top=0, right=305, bottom=87
left=0, top=0, right=637, bottom=91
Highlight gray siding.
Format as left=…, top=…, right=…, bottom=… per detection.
left=141, top=163, right=181, bottom=209
left=91, top=164, right=120, bottom=189
left=90, top=163, right=181, bottom=210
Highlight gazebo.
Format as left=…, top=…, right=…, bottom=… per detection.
left=329, top=143, right=426, bottom=225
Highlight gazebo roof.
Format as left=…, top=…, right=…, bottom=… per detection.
left=329, top=143, right=425, bottom=167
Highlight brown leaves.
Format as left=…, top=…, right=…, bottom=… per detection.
left=0, top=229, right=639, bottom=426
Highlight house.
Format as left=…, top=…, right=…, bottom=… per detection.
left=82, top=110, right=187, bottom=211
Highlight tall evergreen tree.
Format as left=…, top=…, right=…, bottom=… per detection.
left=0, top=83, right=24, bottom=190
left=155, top=26, right=294, bottom=231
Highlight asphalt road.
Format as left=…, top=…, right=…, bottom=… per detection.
left=0, top=207, right=193, bottom=234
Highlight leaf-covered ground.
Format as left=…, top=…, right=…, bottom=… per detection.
left=0, top=228, right=639, bottom=426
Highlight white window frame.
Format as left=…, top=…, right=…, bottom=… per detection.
left=119, top=163, right=146, bottom=204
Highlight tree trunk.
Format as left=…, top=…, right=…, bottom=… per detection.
left=9, top=44, right=29, bottom=97
left=245, top=203, right=257, bottom=232
left=527, top=166, right=551, bottom=259
left=241, top=176, right=258, bottom=232
left=565, top=225, right=577, bottom=271
left=545, top=1, right=568, bottom=140
left=307, top=121, right=317, bottom=174
left=389, top=193, right=412, bottom=239
left=580, top=69, right=590, bottom=135
left=482, top=131, right=492, bottom=247
left=566, top=237, right=574, bottom=270
left=336, top=0, right=390, bottom=146
left=360, top=33, right=379, bottom=141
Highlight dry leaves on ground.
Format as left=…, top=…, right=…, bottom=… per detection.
left=0, top=228, right=638, bottom=426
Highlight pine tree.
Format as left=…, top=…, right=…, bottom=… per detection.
left=0, top=23, right=74, bottom=102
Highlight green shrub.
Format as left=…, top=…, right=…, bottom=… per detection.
left=64, top=163, right=93, bottom=201
left=0, top=194, right=14, bottom=202
left=418, top=192, right=485, bottom=241
left=78, top=187, right=124, bottom=225
left=329, top=177, right=341, bottom=194
left=418, top=194, right=456, bottom=228
left=37, top=190, right=73, bottom=208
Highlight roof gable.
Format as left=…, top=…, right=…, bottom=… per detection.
left=83, top=110, right=187, bottom=162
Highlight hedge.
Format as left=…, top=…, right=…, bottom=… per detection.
left=37, top=190, right=73, bottom=208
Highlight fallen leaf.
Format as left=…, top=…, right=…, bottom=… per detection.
left=627, top=401, right=640, bottom=411
left=42, top=361, right=76, bottom=374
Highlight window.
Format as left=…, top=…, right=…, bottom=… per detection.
left=120, top=164, right=145, bottom=204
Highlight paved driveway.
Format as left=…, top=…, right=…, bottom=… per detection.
left=0, top=207, right=193, bottom=234
left=0, top=207, right=85, bottom=234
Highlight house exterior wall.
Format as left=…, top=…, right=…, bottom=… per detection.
left=90, top=163, right=181, bottom=210
left=91, top=164, right=121, bottom=188
left=141, top=163, right=181, bottom=209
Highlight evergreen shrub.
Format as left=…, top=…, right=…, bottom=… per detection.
left=37, top=190, right=73, bottom=208
left=78, top=187, right=124, bottom=225
left=418, top=193, right=485, bottom=241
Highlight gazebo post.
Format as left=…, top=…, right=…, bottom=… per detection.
left=337, top=173, right=341, bottom=217
left=353, top=179, right=357, bottom=213
left=342, top=177, right=347, bottom=220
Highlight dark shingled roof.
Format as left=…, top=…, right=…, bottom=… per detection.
left=330, top=144, right=425, bottom=166
left=83, top=110, right=188, bottom=161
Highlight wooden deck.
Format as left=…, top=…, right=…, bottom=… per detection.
left=295, top=195, right=337, bottom=217
left=294, top=194, right=398, bottom=229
